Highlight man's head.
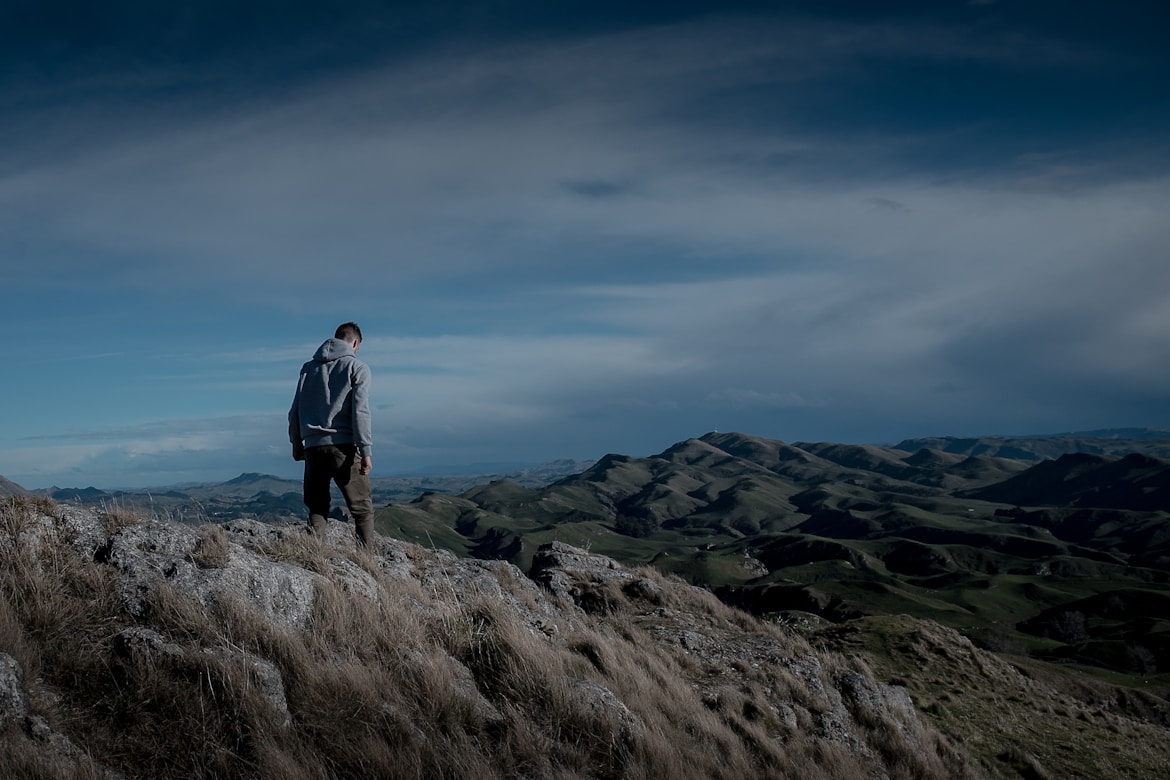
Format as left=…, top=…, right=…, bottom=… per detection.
left=335, top=322, right=363, bottom=350
left=334, top=320, right=360, bottom=350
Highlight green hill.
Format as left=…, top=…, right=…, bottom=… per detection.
left=965, top=452, right=1170, bottom=510
left=376, top=431, right=1170, bottom=679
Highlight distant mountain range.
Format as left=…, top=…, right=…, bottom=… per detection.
left=9, top=428, right=1164, bottom=500
left=15, top=459, right=597, bottom=521
left=894, top=427, right=1170, bottom=460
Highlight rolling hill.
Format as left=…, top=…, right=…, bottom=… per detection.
left=23, top=460, right=595, bottom=522
left=894, top=428, right=1170, bottom=461
left=0, top=475, right=30, bottom=498
left=964, top=451, right=1170, bottom=511
left=377, top=430, right=1170, bottom=677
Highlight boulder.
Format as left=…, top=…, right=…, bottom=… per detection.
left=0, top=653, right=27, bottom=723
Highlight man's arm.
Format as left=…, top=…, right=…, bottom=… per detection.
left=352, top=362, right=373, bottom=474
left=289, top=371, right=306, bottom=461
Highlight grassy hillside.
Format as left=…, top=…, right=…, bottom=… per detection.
left=376, top=432, right=1170, bottom=681
left=371, top=430, right=1170, bottom=776
left=2, top=497, right=981, bottom=779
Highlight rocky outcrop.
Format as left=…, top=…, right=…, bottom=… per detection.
left=96, top=518, right=320, bottom=628
left=0, top=653, right=26, bottom=722
left=1, top=502, right=974, bottom=779
left=1, top=651, right=121, bottom=778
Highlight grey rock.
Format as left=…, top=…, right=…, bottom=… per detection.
left=203, top=647, right=290, bottom=719
left=374, top=541, right=415, bottom=581
left=447, top=657, right=505, bottom=726
left=326, top=555, right=381, bottom=601
left=530, top=541, right=628, bottom=583
left=112, top=627, right=185, bottom=663
left=0, top=652, right=28, bottom=723
left=623, top=576, right=664, bottom=604
left=23, top=714, right=126, bottom=780
left=839, top=671, right=925, bottom=750
left=101, top=515, right=318, bottom=629
left=776, top=702, right=799, bottom=730
left=568, top=677, right=644, bottom=738
left=529, top=541, right=634, bottom=610
left=59, top=504, right=111, bottom=558
left=26, top=714, right=78, bottom=754
left=418, top=549, right=569, bottom=637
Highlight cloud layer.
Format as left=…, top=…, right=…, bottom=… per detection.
left=1, top=6, right=1167, bottom=487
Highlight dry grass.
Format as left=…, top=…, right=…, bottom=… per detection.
left=811, top=613, right=1170, bottom=779
left=0, top=500, right=976, bottom=779
left=187, top=523, right=232, bottom=569
left=96, top=500, right=147, bottom=536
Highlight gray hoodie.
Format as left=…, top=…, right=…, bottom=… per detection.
left=288, top=338, right=373, bottom=457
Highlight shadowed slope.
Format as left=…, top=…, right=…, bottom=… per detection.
left=966, top=452, right=1170, bottom=511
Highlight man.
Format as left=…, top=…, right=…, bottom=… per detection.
left=288, top=322, right=375, bottom=545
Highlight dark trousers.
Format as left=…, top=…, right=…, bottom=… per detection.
left=303, top=444, right=374, bottom=545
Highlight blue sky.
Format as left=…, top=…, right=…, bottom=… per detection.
left=2, top=1, right=1168, bottom=488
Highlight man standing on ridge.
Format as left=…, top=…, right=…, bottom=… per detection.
left=289, top=322, right=375, bottom=546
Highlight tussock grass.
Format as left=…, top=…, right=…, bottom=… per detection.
left=96, top=500, right=148, bottom=536
left=188, top=522, right=231, bottom=569
left=813, top=613, right=1170, bottom=778
left=2, top=500, right=977, bottom=779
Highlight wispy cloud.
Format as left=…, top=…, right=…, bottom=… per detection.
left=1, top=416, right=291, bottom=488
left=1, top=8, right=1166, bottom=487
left=21, top=415, right=280, bottom=443
left=2, top=12, right=1132, bottom=295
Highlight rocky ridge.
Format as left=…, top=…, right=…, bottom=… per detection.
left=1, top=500, right=972, bottom=779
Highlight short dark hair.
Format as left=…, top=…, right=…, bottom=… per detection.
left=335, top=322, right=363, bottom=343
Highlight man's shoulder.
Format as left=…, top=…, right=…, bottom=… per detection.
left=335, top=354, right=370, bottom=373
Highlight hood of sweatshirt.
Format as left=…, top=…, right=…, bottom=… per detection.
left=312, top=338, right=355, bottom=363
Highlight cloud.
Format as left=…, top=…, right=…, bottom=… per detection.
left=562, top=179, right=632, bottom=199
left=864, top=197, right=910, bottom=213
left=1, top=10, right=1167, bottom=487
left=2, top=11, right=1131, bottom=298
left=707, top=388, right=823, bottom=410
left=21, top=415, right=280, bottom=443
left=0, top=414, right=293, bottom=489
left=6, top=165, right=1168, bottom=487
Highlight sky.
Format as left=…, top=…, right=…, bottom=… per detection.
left=1, top=0, right=1168, bottom=489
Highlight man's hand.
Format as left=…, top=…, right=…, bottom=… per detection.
left=292, top=444, right=305, bottom=462
left=359, top=455, right=372, bottom=476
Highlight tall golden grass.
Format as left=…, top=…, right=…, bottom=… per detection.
left=0, top=498, right=970, bottom=779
